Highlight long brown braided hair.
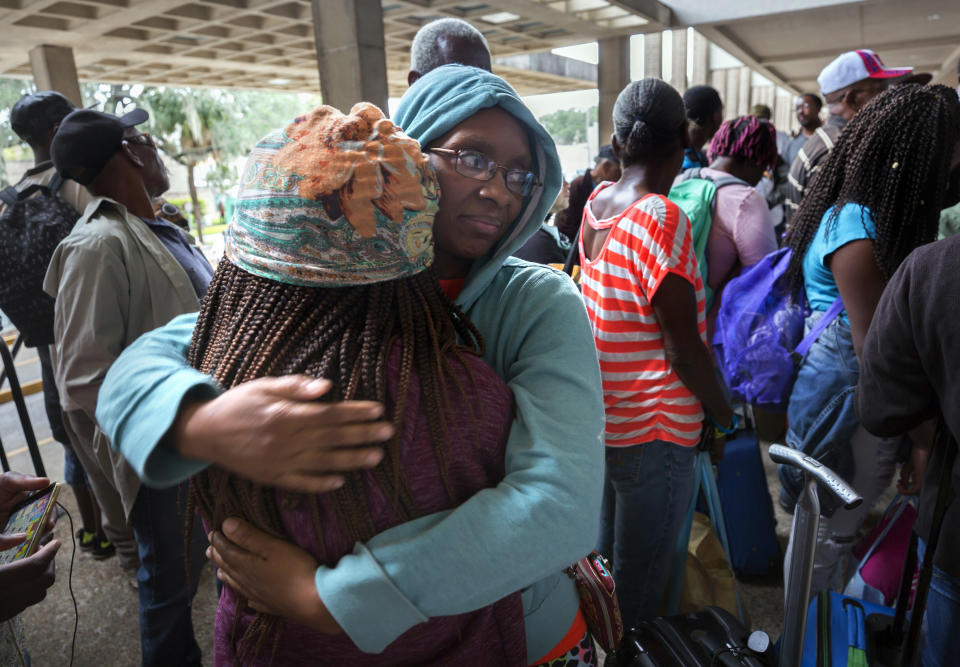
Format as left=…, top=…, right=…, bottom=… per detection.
left=785, top=83, right=960, bottom=285
left=185, top=257, right=484, bottom=660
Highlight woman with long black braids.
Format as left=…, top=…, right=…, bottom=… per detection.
left=780, top=83, right=960, bottom=596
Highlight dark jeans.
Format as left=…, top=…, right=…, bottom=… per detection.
left=129, top=482, right=208, bottom=667
left=917, top=539, right=960, bottom=667
left=597, top=440, right=696, bottom=626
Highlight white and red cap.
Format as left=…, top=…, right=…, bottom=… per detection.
left=818, top=49, right=913, bottom=96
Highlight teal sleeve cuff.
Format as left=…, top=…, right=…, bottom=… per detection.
left=314, top=543, right=428, bottom=654
left=96, top=312, right=221, bottom=488
left=137, top=378, right=221, bottom=487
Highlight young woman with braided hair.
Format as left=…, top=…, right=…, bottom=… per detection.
left=98, top=66, right=603, bottom=666
left=780, top=83, right=960, bottom=597
left=181, top=103, right=527, bottom=665
left=696, top=115, right=780, bottom=333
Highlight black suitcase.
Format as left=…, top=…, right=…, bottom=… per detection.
left=616, top=606, right=771, bottom=666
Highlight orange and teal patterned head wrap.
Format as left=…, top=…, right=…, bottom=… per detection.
left=225, top=103, right=438, bottom=287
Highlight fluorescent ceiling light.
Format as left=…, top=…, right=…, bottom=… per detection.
left=481, top=11, right=520, bottom=24
left=269, top=78, right=291, bottom=85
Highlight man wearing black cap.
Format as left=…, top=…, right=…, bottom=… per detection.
left=2, top=91, right=132, bottom=566
left=43, top=107, right=212, bottom=667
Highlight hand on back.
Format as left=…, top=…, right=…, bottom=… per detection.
left=172, top=375, right=394, bottom=494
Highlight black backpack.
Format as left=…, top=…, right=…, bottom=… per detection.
left=0, top=174, right=81, bottom=347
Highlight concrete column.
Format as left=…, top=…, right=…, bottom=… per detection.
left=725, top=68, right=739, bottom=119
left=643, top=31, right=662, bottom=79
left=669, top=29, right=687, bottom=92
left=738, top=66, right=751, bottom=116
left=775, top=90, right=798, bottom=134
left=711, top=69, right=726, bottom=105
left=691, top=32, right=709, bottom=86
left=28, top=45, right=82, bottom=107
left=311, top=0, right=388, bottom=112
left=598, top=35, right=631, bottom=148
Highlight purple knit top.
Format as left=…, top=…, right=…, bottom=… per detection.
left=213, top=348, right=525, bottom=666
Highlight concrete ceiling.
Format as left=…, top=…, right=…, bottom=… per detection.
left=0, top=0, right=665, bottom=96
left=673, top=0, right=960, bottom=94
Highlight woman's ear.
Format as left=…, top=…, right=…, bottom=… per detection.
left=611, top=136, right=621, bottom=161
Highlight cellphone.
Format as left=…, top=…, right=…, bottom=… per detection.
left=0, top=482, right=61, bottom=565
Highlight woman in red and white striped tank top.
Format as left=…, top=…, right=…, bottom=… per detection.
left=579, top=79, right=735, bottom=625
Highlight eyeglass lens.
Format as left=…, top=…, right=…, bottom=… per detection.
left=455, top=150, right=536, bottom=196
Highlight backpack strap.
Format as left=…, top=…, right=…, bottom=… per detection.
left=708, top=174, right=751, bottom=190
left=47, top=173, right=65, bottom=196
left=678, top=167, right=703, bottom=183
left=793, top=295, right=844, bottom=359
left=686, top=167, right=750, bottom=191
left=0, top=181, right=57, bottom=206
left=0, top=185, right=19, bottom=207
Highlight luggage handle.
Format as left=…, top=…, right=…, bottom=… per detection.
left=768, top=444, right=862, bottom=510
left=773, top=445, right=861, bottom=667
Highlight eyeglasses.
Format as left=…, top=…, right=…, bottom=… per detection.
left=429, top=148, right=541, bottom=197
left=127, top=132, right=156, bottom=149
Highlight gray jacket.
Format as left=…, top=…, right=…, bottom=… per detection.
left=44, top=196, right=202, bottom=515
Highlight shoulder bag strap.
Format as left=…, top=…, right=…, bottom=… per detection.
left=563, top=226, right=580, bottom=276
left=850, top=494, right=914, bottom=572
left=793, top=295, right=844, bottom=358
left=902, top=424, right=957, bottom=664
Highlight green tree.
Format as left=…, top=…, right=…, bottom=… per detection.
left=138, top=87, right=316, bottom=243
left=538, top=106, right=598, bottom=145
left=0, top=78, right=37, bottom=186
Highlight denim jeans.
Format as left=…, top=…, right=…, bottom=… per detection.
left=781, top=314, right=863, bottom=511
left=597, top=440, right=696, bottom=626
left=916, top=540, right=960, bottom=667
left=129, top=482, right=208, bottom=667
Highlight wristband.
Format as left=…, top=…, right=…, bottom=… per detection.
left=708, top=412, right=738, bottom=435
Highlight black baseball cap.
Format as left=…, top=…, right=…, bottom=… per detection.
left=597, top=145, right=616, bottom=162
left=51, top=108, right=149, bottom=185
left=10, top=91, right=76, bottom=145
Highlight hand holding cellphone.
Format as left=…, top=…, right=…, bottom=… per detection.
left=0, top=482, right=61, bottom=565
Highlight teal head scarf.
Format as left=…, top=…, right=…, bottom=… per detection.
left=393, top=65, right=563, bottom=310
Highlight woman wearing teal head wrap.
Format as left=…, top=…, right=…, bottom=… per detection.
left=96, top=66, right=604, bottom=664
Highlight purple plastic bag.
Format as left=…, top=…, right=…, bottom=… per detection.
left=712, top=247, right=807, bottom=411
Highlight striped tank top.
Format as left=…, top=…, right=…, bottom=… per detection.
left=579, top=186, right=706, bottom=447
